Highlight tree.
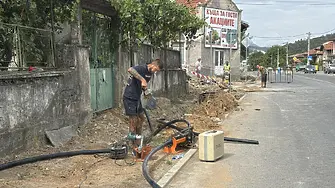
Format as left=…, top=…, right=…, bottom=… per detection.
left=248, top=51, right=266, bottom=70
left=265, top=45, right=287, bottom=68
left=1, top=0, right=205, bottom=69
left=0, top=0, right=78, bottom=69
left=248, top=45, right=289, bottom=71
left=110, top=0, right=205, bottom=48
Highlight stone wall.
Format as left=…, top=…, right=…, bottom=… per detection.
left=0, top=44, right=91, bottom=157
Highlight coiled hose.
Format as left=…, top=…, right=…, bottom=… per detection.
left=141, top=119, right=260, bottom=188
left=157, top=119, right=259, bottom=145
left=141, top=119, right=192, bottom=188
left=0, top=149, right=112, bottom=171
left=142, top=139, right=172, bottom=188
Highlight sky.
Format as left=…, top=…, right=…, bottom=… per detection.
left=235, top=0, right=335, bottom=47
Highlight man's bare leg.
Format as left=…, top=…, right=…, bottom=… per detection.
left=135, top=113, right=146, bottom=146
left=129, top=116, right=138, bottom=147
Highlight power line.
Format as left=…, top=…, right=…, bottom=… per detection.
left=252, top=34, right=306, bottom=39
left=234, top=2, right=335, bottom=6
left=312, top=28, right=335, bottom=35
left=251, top=28, right=335, bottom=39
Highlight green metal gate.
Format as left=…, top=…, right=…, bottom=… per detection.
left=83, top=11, right=116, bottom=112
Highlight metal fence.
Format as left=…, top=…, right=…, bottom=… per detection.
left=267, top=68, right=293, bottom=83
left=0, top=22, right=55, bottom=71
left=135, top=44, right=181, bottom=69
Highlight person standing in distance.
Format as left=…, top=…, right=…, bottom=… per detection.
left=123, top=59, right=163, bottom=148
left=195, top=58, right=202, bottom=74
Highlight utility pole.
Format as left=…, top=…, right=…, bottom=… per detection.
left=245, top=34, right=249, bottom=61
left=245, top=38, right=248, bottom=61
left=210, top=29, right=213, bottom=76
left=286, top=42, right=289, bottom=68
left=229, top=31, right=233, bottom=85
left=307, top=32, right=311, bottom=65
left=277, top=48, right=280, bottom=68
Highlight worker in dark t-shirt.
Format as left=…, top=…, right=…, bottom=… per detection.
left=123, top=59, right=163, bottom=149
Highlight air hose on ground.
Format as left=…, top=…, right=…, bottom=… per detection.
left=142, top=119, right=193, bottom=188
left=0, top=149, right=115, bottom=171
left=143, top=119, right=190, bottom=145
left=142, top=119, right=260, bottom=188
left=142, top=139, right=172, bottom=188
left=157, top=119, right=259, bottom=145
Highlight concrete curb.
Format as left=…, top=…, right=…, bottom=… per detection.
left=237, top=93, right=247, bottom=103
left=157, top=149, right=198, bottom=188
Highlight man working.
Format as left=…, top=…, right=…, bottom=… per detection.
left=223, top=61, right=230, bottom=84
left=257, top=65, right=267, bottom=88
left=123, top=59, right=163, bottom=150
left=195, top=58, right=202, bottom=74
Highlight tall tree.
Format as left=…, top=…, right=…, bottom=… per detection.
left=265, top=45, right=287, bottom=68
left=248, top=45, right=287, bottom=70
left=248, top=51, right=266, bottom=70
left=110, top=0, right=205, bottom=48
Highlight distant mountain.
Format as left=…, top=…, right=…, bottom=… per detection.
left=287, top=33, right=335, bottom=55
left=249, top=43, right=270, bottom=53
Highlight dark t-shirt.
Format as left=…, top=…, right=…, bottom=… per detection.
left=123, top=65, right=152, bottom=100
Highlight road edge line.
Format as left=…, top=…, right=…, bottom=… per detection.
left=157, top=148, right=198, bottom=188
left=237, top=93, right=247, bottom=103
left=223, top=92, right=247, bottom=120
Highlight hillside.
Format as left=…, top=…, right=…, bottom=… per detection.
left=249, top=42, right=270, bottom=53
left=288, top=33, right=335, bottom=55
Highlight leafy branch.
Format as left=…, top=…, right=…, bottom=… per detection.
left=109, top=0, right=205, bottom=48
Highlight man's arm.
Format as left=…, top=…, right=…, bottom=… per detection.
left=128, top=67, right=145, bottom=82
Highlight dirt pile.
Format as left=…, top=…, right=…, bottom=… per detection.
left=188, top=77, right=226, bottom=94
left=186, top=91, right=238, bottom=133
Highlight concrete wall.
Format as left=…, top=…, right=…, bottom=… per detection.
left=186, top=0, right=242, bottom=80
left=114, top=44, right=187, bottom=107
left=0, top=44, right=91, bottom=157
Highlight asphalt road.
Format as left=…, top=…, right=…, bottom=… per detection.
left=167, top=73, right=335, bottom=188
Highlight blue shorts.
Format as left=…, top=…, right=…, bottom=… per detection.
left=123, top=97, right=144, bottom=116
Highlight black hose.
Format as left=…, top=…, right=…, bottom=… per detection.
left=144, top=119, right=191, bottom=145
left=224, top=137, right=259, bottom=145
left=142, top=139, right=172, bottom=188
left=0, top=149, right=111, bottom=171
left=143, top=108, right=154, bottom=132
left=156, top=119, right=259, bottom=145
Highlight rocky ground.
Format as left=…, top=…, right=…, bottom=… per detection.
left=0, top=77, right=251, bottom=188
